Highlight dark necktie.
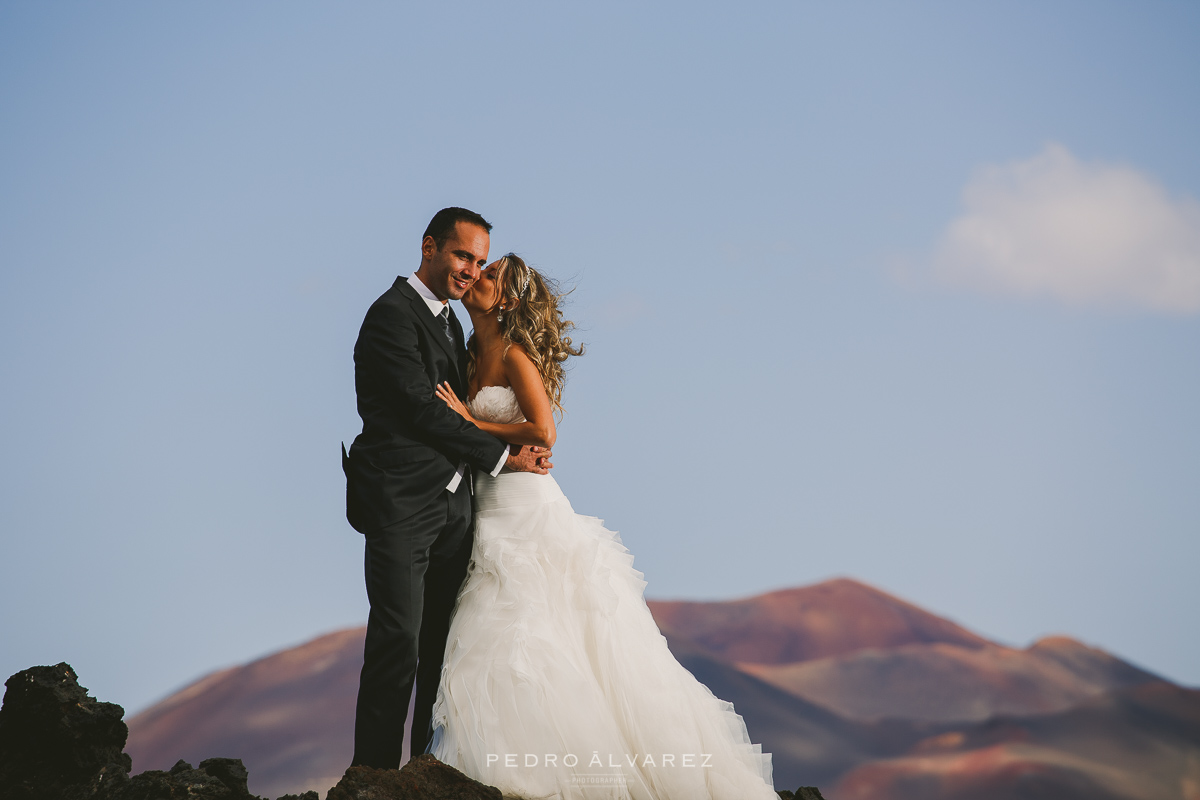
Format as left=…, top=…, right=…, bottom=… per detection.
left=437, top=305, right=455, bottom=347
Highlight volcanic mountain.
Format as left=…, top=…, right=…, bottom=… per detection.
left=649, top=578, right=990, bottom=665
left=124, top=578, right=1196, bottom=799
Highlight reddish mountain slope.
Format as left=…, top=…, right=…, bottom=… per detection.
left=647, top=578, right=989, bottom=664
left=126, top=627, right=366, bottom=798
left=739, top=638, right=1160, bottom=723
left=658, top=631, right=936, bottom=790
left=123, top=579, right=1188, bottom=800
left=833, top=681, right=1200, bottom=800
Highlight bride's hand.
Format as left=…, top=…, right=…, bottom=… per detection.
left=435, top=381, right=475, bottom=422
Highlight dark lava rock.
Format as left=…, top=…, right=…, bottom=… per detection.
left=327, top=755, right=502, bottom=800
left=0, top=664, right=267, bottom=800
left=0, top=663, right=132, bottom=800
left=778, top=788, right=827, bottom=800
left=97, top=758, right=262, bottom=799
left=199, top=758, right=253, bottom=795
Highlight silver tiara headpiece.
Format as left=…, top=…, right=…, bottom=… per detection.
left=519, top=269, right=531, bottom=298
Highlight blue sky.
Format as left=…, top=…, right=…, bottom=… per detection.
left=2, top=2, right=1198, bottom=714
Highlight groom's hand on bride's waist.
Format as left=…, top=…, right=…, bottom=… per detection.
left=506, top=445, right=553, bottom=475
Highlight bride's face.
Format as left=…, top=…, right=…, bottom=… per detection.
left=463, top=260, right=504, bottom=314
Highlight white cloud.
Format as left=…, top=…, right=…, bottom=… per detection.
left=934, top=143, right=1200, bottom=313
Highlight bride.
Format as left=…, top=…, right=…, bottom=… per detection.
left=429, top=254, right=778, bottom=800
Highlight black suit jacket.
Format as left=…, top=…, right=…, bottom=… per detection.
left=343, top=276, right=508, bottom=532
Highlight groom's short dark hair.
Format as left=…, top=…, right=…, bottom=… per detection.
left=423, top=207, right=492, bottom=248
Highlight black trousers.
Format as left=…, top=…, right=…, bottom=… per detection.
left=351, top=479, right=474, bottom=768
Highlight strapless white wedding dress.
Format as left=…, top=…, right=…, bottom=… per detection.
left=429, top=386, right=777, bottom=800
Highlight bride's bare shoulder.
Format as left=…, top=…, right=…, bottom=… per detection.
left=502, top=342, right=532, bottom=363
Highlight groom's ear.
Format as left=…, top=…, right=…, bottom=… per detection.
left=421, top=235, right=438, bottom=260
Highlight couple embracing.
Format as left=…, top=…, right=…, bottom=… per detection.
left=342, top=207, right=777, bottom=799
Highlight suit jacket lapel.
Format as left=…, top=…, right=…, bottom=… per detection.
left=395, top=278, right=460, bottom=366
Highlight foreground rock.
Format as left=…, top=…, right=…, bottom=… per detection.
left=327, top=757, right=501, bottom=800
left=0, top=664, right=503, bottom=800
left=777, top=789, right=827, bottom=800
left=2, top=662, right=820, bottom=799
left=328, top=758, right=818, bottom=800
left=97, top=756, right=273, bottom=799
left=0, top=663, right=131, bottom=800
left=0, top=663, right=278, bottom=800
left=0, top=665, right=308, bottom=799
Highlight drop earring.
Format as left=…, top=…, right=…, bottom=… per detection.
left=497, top=306, right=504, bottom=323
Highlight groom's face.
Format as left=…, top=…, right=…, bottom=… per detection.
left=421, top=222, right=490, bottom=301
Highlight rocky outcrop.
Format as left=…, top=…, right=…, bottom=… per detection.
left=326, top=757, right=501, bottom=800
left=0, top=664, right=529, bottom=800
left=0, top=663, right=270, bottom=800
left=323, top=758, right=818, bottom=800
left=0, top=663, right=131, bottom=800
left=777, top=788, right=827, bottom=800
left=96, top=757, right=266, bottom=799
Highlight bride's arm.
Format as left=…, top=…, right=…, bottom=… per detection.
left=434, top=345, right=557, bottom=448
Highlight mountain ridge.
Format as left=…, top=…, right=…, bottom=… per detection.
left=647, top=577, right=990, bottom=665
left=124, top=578, right=1194, bottom=800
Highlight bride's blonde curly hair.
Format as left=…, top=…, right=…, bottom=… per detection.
left=467, top=253, right=584, bottom=415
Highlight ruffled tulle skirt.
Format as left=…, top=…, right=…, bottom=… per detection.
left=429, top=471, right=777, bottom=800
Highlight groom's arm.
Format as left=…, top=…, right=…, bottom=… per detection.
left=357, top=301, right=507, bottom=472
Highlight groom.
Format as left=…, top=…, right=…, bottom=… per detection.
left=343, top=207, right=551, bottom=768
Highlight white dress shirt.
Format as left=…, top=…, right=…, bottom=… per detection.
left=407, top=273, right=509, bottom=491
